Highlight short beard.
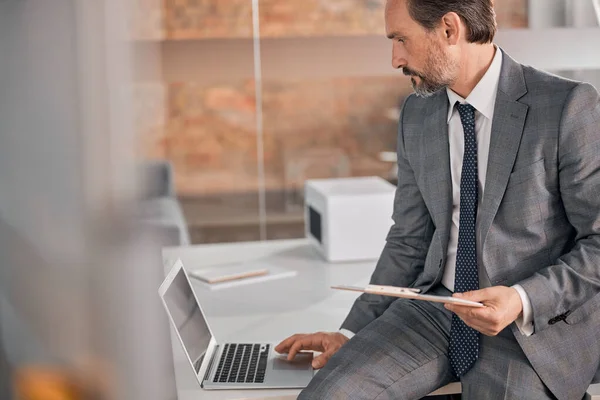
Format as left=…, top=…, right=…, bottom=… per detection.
left=403, top=41, right=458, bottom=98
left=406, top=75, right=445, bottom=98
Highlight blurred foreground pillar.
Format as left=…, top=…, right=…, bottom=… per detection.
left=0, top=0, right=176, bottom=399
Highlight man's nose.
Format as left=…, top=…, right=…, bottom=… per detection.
left=391, top=46, right=407, bottom=69
left=392, top=57, right=407, bottom=70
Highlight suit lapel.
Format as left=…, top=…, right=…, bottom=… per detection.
left=421, top=93, right=452, bottom=256
left=478, top=51, right=529, bottom=249
left=416, top=49, right=529, bottom=259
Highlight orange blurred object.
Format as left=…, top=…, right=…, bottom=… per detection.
left=14, top=366, right=82, bottom=400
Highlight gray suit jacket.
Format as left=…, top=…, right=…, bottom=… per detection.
left=341, top=50, right=600, bottom=400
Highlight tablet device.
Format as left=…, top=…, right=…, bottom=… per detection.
left=332, top=284, right=484, bottom=308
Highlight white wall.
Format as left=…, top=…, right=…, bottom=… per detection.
left=567, top=0, right=600, bottom=88
left=529, top=0, right=566, bottom=28
left=529, top=0, right=600, bottom=87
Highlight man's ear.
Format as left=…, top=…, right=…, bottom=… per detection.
left=441, top=12, right=462, bottom=45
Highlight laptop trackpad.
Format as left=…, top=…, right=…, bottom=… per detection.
left=272, top=353, right=313, bottom=371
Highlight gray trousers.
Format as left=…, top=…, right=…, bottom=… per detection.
left=299, top=286, right=555, bottom=400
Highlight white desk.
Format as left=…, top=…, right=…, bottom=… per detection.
left=162, top=239, right=461, bottom=400
left=587, top=384, right=600, bottom=400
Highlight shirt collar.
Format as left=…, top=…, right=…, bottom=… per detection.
left=446, top=46, right=503, bottom=123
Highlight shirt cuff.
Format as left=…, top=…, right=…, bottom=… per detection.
left=339, top=329, right=355, bottom=339
left=512, top=284, right=534, bottom=336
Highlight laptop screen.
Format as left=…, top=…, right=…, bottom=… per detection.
left=163, top=266, right=211, bottom=373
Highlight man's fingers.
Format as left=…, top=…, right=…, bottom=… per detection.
left=444, top=303, right=476, bottom=314
left=453, top=288, right=491, bottom=302
left=448, top=308, right=501, bottom=336
left=445, top=305, right=480, bottom=325
left=448, top=306, right=495, bottom=327
left=287, top=340, right=304, bottom=360
left=445, top=304, right=490, bottom=319
left=287, top=336, right=324, bottom=360
left=275, top=336, right=294, bottom=353
left=444, top=303, right=456, bottom=313
left=450, top=312, right=485, bottom=333
left=275, top=334, right=304, bottom=353
left=278, top=332, right=343, bottom=361
left=463, top=319, right=495, bottom=336
left=446, top=287, right=518, bottom=337
left=312, top=350, right=335, bottom=369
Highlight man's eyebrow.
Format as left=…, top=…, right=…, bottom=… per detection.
left=386, top=31, right=403, bottom=39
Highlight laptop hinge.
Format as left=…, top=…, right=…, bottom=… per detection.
left=201, top=344, right=219, bottom=387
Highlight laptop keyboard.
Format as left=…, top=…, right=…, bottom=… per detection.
left=213, top=343, right=270, bottom=384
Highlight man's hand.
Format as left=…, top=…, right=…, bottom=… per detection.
left=444, top=286, right=523, bottom=336
left=275, top=332, right=349, bottom=369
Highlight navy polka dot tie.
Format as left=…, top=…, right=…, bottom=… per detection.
left=449, top=103, right=480, bottom=378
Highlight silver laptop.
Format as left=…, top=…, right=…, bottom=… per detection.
left=158, top=258, right=314, bottom=390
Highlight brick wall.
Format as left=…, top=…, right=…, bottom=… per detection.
left=130, top=0, right=527, bottom=40
left=136, top=76, right=412, bottom=195
left=132, top=0, right=528, bottom=195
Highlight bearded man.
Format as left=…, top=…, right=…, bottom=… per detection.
left=276, top=1, right=600, bottom=399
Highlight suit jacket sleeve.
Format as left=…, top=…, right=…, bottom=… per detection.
left=518, top=83, right=600, bottom=333
left=340, top=95, right=435, bottom=334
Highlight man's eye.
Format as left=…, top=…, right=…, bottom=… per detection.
left=397, top=38, right=405, bottom=43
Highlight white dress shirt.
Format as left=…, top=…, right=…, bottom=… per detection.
left=341, top=47, right=534, bottom=340
left=442, top=47, right=533, bottom=336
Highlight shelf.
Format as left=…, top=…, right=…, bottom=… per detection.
left=496, top=28, right=600, bottom=70
left=134, top=28, right=600, bottom=87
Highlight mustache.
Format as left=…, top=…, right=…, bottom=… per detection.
left=402, top=67, right=423, bottom=79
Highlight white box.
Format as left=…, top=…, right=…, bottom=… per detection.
left=304, top=176, right=396, bottom=262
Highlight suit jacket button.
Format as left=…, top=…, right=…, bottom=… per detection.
left=558, top=314, right=567, bottom=322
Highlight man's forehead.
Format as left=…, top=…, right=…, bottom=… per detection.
left=385, top=0, right=407, bottom=13
left=385, top=0, right=411, bottom=33
left=385, top=0, right=411, bottom=25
